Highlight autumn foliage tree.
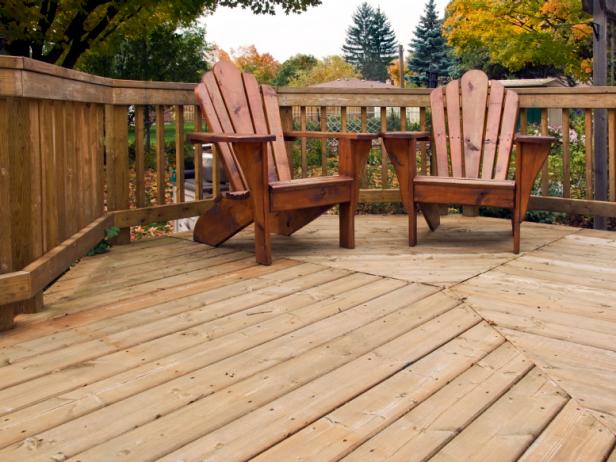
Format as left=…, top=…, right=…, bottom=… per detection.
left=444, top=0, right=592, bottom=82
left=230, top=45, right=281, bottom=84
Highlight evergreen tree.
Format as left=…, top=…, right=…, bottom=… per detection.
left=408, top=0, right=451, bottom=87
left=342, top=3, right=398, bottom=82
left=367, top=8, right=399, bottom=82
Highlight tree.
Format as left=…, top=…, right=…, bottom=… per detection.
left=231, top=45, right=280, bottom=84
left=387, top=58, right=411, bottom=87
left=0, top=0, right=321, bottom=69
left=368, top=8, right=398, bottom=81
left=79, top=24, right=211, bottom=82
left=444, top=0, right=592, bottom=82
left=78, top=24, right=212, bottom=156
left=274, top=53, right=318, bottom=86
left=288, top=56, right=359, bottom=87
left=342, top=2, right=398, bottom=81
left=408, top=0, right=451, bottom=87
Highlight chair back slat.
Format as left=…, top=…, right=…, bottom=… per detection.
left=195, top=78, right=247, bottom=191
left=429, top=87, right=450, bottom=177
left=460, top=70, right=489, bottom=178
left=212, top=61, right=254, bottom=134
left=429, top=69, right=519, bottom=180
left=481, top=81, right=505, bottom=179
left=445, top=80, right=463, bottom=176
left=262, top=85, right=292, bottom=181
left=242, top=72, right=277, bottom=181
left=493, top=90, right=519, bottom=180
left=195, top=61, right=293, bottom=188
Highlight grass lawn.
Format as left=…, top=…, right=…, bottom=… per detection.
left=128, top=121, right=197, bottom=145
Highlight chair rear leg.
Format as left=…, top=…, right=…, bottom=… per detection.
left=194, top=195, right=253, bottom=246
left=419, top=203, right=441, bottom=232
left=272, top=206, right=332, bottom=236
left=512, top=204, right=521, bottom=254
left=512, top=218, right=521, bottom=254
left=409, top=202, right=418, bottom=247
left=339, top=202, right=354, bottom=249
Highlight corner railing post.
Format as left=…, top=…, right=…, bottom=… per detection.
left=104, top=104, right=130, bottom=244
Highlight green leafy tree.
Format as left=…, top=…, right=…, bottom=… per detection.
left=274, top=53, right=318, bottom=86
left=78, top=24, right=211, bottom=82
left=0, top=0, right=321, bottom=69
left=408, top=0, right=451, bottom=87
left=342, top=2, right=398, bottom=82
left=78, top=24, right=211, bottom=157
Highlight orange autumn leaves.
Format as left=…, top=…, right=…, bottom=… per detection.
left=445, top=0, right=593, bottom=81
left=212, top=45, right=280, bottom=84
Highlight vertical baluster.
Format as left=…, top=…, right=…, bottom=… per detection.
left=419, top=107, right=427, bottom=175
left=361, top=106, right=368, bottom=132
left=519, top=109, right=528, bottom=134
left=135, top=105, right=145, bottom=208
left=300, top=106, right=307, bottom=178
left=339, top=107, right=348, bottom=185
left=194, top=106, right=203, bottom=201
left=400, top=106, right=407, bottom=131
left=585, top=108, right=594, bottom=199
left=609, top=109, right=616, bottom=201
left=320, top=106, right=327, bottom=175
left=380, top=107, right=388, bottom=189
left=540, top=108, right=549, bottom=195
left=155, top=105, right=166, bottom=205
left=361, top=107, right=368, bottom=187
left=174, top=105, right=185, bottom=203
left=562, top=109, right=571, bottom=198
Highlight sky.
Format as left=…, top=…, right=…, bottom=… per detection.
left=202, top=0, right=450, bottom=62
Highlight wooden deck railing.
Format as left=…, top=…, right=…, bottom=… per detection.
left=1, top=56, right=615, bottom=329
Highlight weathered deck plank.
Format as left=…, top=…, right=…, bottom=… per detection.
left=0, top=214, right=613, bottom=461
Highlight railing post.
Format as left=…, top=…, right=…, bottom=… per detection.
left=105, top=104, right=130, bottom=244
left=280, top=106, right=294, bottom=169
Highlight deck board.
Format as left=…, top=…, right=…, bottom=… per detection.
left=451, top=225, right=616, bottom=435
left=0, top=214, right=614, bottom=461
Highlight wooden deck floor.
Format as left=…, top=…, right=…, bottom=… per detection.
left=0, top=215, right=615, bottom=461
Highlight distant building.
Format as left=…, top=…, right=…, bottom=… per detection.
left=299, top=79, right=420, bottom=129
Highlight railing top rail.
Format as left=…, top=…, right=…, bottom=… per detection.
left=3, top=55, right=616, bottom=108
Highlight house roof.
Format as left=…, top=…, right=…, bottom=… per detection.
left=310, top=79, right=397, bottom=89
left=498, top=78, right=565, bottom=88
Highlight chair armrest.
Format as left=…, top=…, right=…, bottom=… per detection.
left=380, top=131, right=431, bottom=141
left=283, top=131, right=378, bottom=141
left=514, top=134, right=556, bottom=145
left=187, top=132, right=276, bottom=144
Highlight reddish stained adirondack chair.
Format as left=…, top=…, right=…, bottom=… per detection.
left=381, top=70, right=555, bottom=253
left=188, top=61, right=377, bottom=265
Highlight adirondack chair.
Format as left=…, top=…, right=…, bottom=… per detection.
left=381, top=70, right=555, bottom=253
left=188, top=61, right=377, bottom=265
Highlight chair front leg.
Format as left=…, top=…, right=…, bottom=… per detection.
left=232, top=142, right=272, bottom=265
left=513, top=138, right=552, bottom=254
left=338, top=138, right=372, bottom=248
